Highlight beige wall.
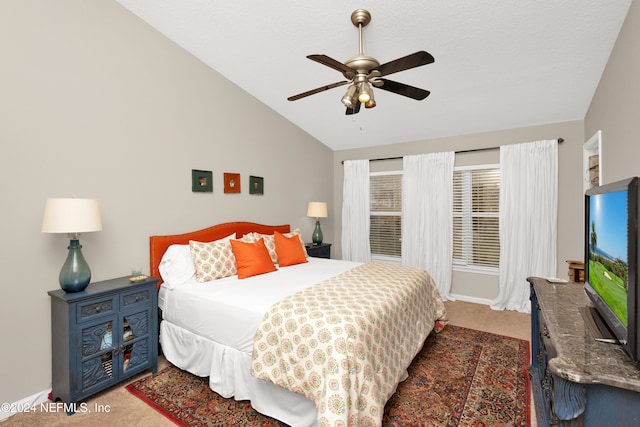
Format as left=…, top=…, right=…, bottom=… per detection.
left=0, top=1, right=331, bottom=405
left=333, top=121, right=585, bottom=301
left=585, top=0, right=640, bottom=183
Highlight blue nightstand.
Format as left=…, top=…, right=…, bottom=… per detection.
left=48, top=276, right=159, bottom=405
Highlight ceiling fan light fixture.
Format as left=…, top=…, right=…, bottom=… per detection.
left=341, top=84, right=358, bottom=108
left=357, top=82, right=371, bottom=103
left=365, top=90, right=376, bottom=108
left=288, top=9, right=434, bottom=115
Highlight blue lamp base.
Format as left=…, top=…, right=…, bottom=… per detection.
left=312, top=220, right=323, bottom=245
left=59, top=239, right=91, bottom=293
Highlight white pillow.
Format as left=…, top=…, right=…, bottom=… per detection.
left=158, top=233, right=235, bottom=289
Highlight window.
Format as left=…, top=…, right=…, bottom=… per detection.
left=452, top=165, right=500, bottom=273
left=370, top=172, right=402, bottom=262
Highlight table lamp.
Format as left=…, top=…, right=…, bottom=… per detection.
left=306, top=201, right=328, bottom=245
left=42, top=198, right=103, bottom=292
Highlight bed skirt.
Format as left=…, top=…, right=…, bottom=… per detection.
left=160, top=320, right=319, bottom=427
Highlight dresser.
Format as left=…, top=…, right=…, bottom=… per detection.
left=305, top=242, right=331, bottom=259
left=48, top=276, right=159, bottom=404
left=528, top=277, right=640, bottom=426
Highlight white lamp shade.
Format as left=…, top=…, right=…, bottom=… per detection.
left=42, top=198, right=103, bottom=233
left=307, top=202, right=328, bottom=218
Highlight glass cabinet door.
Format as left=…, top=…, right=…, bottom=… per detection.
left=80, top=319, right=115, bottom=392
left=121, top=309, right=150, bottom=373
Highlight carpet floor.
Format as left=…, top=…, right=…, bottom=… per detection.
left=126, top=325, right=530, bottom=427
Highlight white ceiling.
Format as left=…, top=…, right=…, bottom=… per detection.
left=115, top=0, right=631, bottom=151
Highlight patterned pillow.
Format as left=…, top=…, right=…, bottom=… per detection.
left=189, top=239, right=237, bottom=282
left=245, top=229, right=306, bottom=264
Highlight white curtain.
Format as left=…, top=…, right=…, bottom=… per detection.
left=402, top=152, right=455, bottom=300
left=491, top=139, right=558, bottom=313
left=341, top=160, right=371, bottom=262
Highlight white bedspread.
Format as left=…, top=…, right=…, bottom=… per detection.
left=160, top=257, right=361, bottom=353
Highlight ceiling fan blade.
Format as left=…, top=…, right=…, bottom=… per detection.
left=288, top=81, right=350, bottom=101
left=345, top=101, right=361, bottom=115
left=377, top=79, right=430, bottom=100
left=307, top=55, right=356, bottom=79
left=375, top=51, right=435, bottom=77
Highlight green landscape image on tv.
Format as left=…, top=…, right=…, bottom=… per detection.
left=588, top=190, right=628, bottom=326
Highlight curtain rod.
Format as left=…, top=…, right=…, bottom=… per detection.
left=340, top=138, right=564, bottom=164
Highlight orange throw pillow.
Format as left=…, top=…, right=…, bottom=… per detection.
left=274, top=231, right=308, bottom=267
left=230, top=238, right=277, bottom=279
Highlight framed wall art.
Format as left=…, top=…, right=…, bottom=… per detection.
left=249, top=176, right=264, bottom=195
left=224, top=173, right=241, bottom=193
left=192, top=169, right=212, bottom=192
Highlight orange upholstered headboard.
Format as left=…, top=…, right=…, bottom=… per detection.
left=149, top=221, right=290, bottom=288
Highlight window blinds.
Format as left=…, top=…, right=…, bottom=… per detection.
left=369, top=173, right=402, bottom=258
left=453, top=167, right=500, bottom=269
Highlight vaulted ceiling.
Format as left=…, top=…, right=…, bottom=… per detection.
left=116, top=1, right=631, bottom=151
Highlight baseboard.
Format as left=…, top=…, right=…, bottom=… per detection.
left=0, top=388, right=51, bottom=421
left=449, top=293, right=493, bottom=306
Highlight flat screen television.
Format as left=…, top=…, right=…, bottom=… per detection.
left=584, top=176, right=639, bottom=361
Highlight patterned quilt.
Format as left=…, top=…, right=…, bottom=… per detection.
left=251, top=262, right=446, bottom=427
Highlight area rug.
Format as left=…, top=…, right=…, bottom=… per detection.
left=126, top=325, right=529, bottom=427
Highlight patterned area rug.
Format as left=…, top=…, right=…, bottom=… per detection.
left=126, top=325, right=529, bottom=427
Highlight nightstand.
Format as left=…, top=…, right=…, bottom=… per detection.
left=48, top=276, right=159, bottom=404
left=305, top=242, right=331, bottom=259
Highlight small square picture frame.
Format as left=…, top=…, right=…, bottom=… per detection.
left=249, top=176, right=264, bottom=195
left=192, top=169, right=212, bottom=192
left=224, top=173, right=241, bottom=193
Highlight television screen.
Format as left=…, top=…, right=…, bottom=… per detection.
left=584, top=176, right=639, bottom=361
left=587, top=189, right=628, bottom=326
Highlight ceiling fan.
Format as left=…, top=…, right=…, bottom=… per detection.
left=288, top=9, right=434, bottom=115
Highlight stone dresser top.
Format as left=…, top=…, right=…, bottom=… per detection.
left=530, top=277, right=640, bottom=393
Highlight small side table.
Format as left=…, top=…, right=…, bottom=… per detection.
left=305, top=242, right=331, bottom=259
left=566, top=259, right=585, bottom=283
left=48, top=276, right=159, bottom=404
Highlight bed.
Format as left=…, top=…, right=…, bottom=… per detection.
left=150, top=222, right=446, bottom=427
